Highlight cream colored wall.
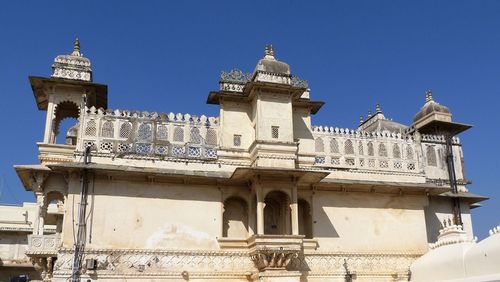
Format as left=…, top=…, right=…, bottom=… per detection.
left=63, top=179, right=223, bottom=250
left=220, top=100, right=254, bottom=149
left=293, top=107, right=314, bottom=154
left=312, top=191, right=429, bottom=253
left=255, top=93, right=293, bottom=142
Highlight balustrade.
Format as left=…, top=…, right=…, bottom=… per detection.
left=78, top=107, right=219, bottom=161
left=312, top=126, right=421, bottom=173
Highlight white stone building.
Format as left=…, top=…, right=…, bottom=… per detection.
left=11, top=40, right=489, bottom=281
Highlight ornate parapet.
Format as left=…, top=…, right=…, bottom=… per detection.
left=311, top=126, right=421, bottom=174
left=26, top=234, right=61, bottom=257
left=78, top=107, right=219, bottom=162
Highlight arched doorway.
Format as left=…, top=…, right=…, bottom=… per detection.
left=264, top=191, right=291, bottom=235
left=222, top=197, right=248, bottom=238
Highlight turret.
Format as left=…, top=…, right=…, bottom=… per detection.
left=29, top=39, right=107, bottom=146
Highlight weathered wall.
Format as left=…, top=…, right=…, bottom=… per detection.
left=312, top=191, right=429, bottom=253
left=63, top=179, right=223, bottom=250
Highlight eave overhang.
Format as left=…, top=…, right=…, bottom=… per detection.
left=413, top=119, right=473, bottom=136
left=29, top=76, right=108, bottom=110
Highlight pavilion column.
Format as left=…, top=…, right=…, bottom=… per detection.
left=255, top=181, right=265, bottom=235
left=291, top=180, right=299, bottom=235
left=43, top=95, right=57, bottom=143
left=34, top=193, right=47, bottom=235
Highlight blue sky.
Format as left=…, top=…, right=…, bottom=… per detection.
left=0, top=1, right=498, bottom=238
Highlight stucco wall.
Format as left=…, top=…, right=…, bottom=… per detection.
left=312, top=191, right=429, bottom=253
left=63, top=179, right=223, bottom=250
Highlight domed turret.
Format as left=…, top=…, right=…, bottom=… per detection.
left=254, top=44, right=290, bottom=75
left=413, top=90, right=451, bottom=123
left=52, top=38, right=93, bottom=82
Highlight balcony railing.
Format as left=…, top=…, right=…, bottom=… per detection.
left=78, top=107, right=219, bottom=161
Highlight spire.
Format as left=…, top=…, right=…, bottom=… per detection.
left=367, top=109, right=372, bottom=118
left=425, top=90, right=433, bottom=103
left=71, top=38, right=81, bottom=56
left=375, top=103, right=382, bottom=113
left=359, top=115, right=364, bottom=124
left=264, top=44, right=275, bottom=60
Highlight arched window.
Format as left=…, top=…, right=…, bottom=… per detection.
left=119, top=122, right=132, bottom=138
left=85, top=120, right=96, bottom=136
left=330, top=138, right=339, bottom=154
left=393, top=144, right=401, bottom=159
left=315, top=138, right=324, bottom=152
left=223, top=197, right=248, bottom=238
left=173, top=127, right=184, bottom=142
left=344, top=139, right=354, bottom=155
left=206, top=129, right=217, bottom=145
left=406, top=146, right=414, bottom=160
left=367, top=142, right=374, bottom=156
left=190, top=127, right=201, bottom=144
left=101, top=121, right=114, bottom=138
left=298, top=199, right=313, bottom=239
left=427, top=145, right=437, bottom=166
left=378, top=143, right=387, bottom=157
left=137, top=123, right=152, bottom=141
left=358, top=141, right=364, bottom=155
left=157, top=124, right=168, bottom=140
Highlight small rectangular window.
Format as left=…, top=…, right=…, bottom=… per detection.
left=233, top=134, right=241, bottom=147
left=271, top=126, right=279, bottom=139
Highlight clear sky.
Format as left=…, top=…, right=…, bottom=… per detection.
left=0, top=1, right=498, bottom=239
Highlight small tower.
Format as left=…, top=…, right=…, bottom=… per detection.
left=411, top=90, right=472, bottom=226
left=29, top=39, right=107, bottom=145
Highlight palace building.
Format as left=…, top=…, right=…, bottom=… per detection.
left=11, top=40, right=491, bottom=281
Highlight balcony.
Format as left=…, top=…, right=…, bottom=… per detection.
left=26, top=234, right=61, bottom=256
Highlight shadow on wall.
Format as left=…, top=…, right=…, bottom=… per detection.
left=314, top=205, right=340, bottom=238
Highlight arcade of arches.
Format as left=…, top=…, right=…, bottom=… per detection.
left=222, top=190, right=313, bottom=239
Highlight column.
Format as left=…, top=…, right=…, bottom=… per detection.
left=43, top=95, right=56, bottom=143
left=34, top=193, right=47, bottom=235
left=255, top=181, right=265, bottom=235
left=291, top=181, right=299, bottom=235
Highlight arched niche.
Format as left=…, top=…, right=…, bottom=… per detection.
left=264, top=191, right=291, bottom=235
left=222, top=197, right=249, bottom=238
left=298, top=199, right=313, bottom=239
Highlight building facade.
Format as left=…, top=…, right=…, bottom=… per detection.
left=13, top=40, right=486, bottom=281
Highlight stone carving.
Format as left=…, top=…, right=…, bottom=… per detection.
left=220, top=69, right=252, bottom=83
left=250, top=249, right=298, bottom=270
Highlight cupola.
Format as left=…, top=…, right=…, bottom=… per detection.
left=52, top=38, right=93, bottom=82
left=413, top=90, right=451, bottom=123
left=253, top=44, right=290, bottom=75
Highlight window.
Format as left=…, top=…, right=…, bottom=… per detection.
left=315, top=137, right=324, bottom=152
left=101, top=121, right=114, bottom=138
left=393, top=144, right=401, bottom=159
left=344, top=139, right=354, bottom=155
left=330, top=138, right=339, bottom=154
left=173, top=127, right=184, bottom=142
left=427, top=145, right=437, bottom=167
left=233, top=134, right=241, bottom=147
left=378, top=143, right=387, bottom=157
left=206, top=129, right=217, bottom=145
left=271, top=126, right=279, bottom=139
left=367, top=142, right=374, bottom=156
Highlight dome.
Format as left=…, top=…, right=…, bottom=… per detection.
left=254, top=45, right=290, bottom=75
left=52, top=38, right=93, bottom=82
left=413, top=90, right=450, bottom=122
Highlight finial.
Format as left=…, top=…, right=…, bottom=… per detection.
left=375, top=103, right=382, bottom=113
left=359, top=115, right=364, bottom=124
left=72, top=38, right=81, bottom=56
left=367, top=109, right=372, bottom=118
left=425, top=90, right=433, bottom=102
left=265, top=44, right=275, bottom=58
